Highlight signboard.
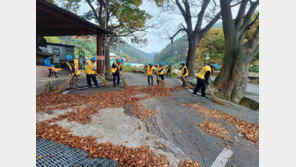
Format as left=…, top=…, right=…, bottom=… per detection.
left=97, top=55, right=105, bottom=60
left=52, top=48, right=60, bottom=65
left=205, top=53, right=210, bottom=60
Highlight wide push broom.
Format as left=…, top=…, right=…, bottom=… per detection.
left=182, top=76, right=226, bottom=105
left=207, top=85, right=226, bottom=105
left=182, top=76, right=195, bottom=89
left=157, top=78, right=169, bottom=87
left=120, top=72, right=128, bottom=87
left=51, top=65, right=82, bottom=94
left=51, top=75, right=74, bottom=94
left=96, top=73, right=111, bottom=86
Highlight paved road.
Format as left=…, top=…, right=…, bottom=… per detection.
left=245, top=83, right=259, bottom=102
left=124, top=72, right=259, bottom=167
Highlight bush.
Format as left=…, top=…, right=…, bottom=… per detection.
left=249, top=64, right=259, bottom=73
left=123, top=66, right=143, bottom=73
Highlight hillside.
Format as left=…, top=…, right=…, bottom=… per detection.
left=44, top=36, right=152, bottom=64
left=111, top=42, right=154, bottom=63
left=154, top=22, right=223, bottom=65
left=154, top=35, right=188, bottom=64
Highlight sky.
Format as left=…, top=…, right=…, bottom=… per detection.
left=74, top=0, right=240, bottom=54
left=77, top=0, right=172, bottom=54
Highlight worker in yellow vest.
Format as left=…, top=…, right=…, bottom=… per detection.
left=111, top=59, right=122, bottom=87
left=156, top=62, right=165, bottom=85
left=85, top=57, right=98, bottom=88
left=193, top=64, right=219, bottom=98
left=166, top=64, right=172, bottom=77
left=147, top=62, right=155, bottom=86
left=66, top=55, right=81, bottom=90
left=179, top=61, right=189, bottom=87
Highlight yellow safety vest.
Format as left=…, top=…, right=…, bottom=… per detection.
left=111, top=61, right=122, bottom=73
left=85, top=60, right=97, bottom=75
left=167, top=66, right=172, bottom=71
left=157, top=65, right=164, bottom=75
left=197, top=66, right=211, bottom=79
left=147, top=65, right=155, bottom=76
left=181, top=65, right=189, bottom=77
left=66, top=59, right=81, bottom=76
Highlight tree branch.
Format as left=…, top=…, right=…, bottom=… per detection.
left=201, top=11, right=221, bottom=37
left=239, top=0, right=259, bottom=33
left=85, top=0, right=101, bottom=26
left=246, top=25, right=259, bottom=50
left=176, top=0, right=192, bottom=31
left=169, top=28, right=186, bottom=43
left=195, top=0, right=211, bottom=32
left=234, top=0, right=248, bottom=30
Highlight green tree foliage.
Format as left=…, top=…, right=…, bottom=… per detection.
left=154, top=35, right=188, bottom=64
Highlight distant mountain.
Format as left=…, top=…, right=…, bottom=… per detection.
left=154, top=35, right=188, bottom=64
left=149, top=52, right=159, bottom=56
left=111, top=42, right=152, bottom=64
left=155, top=24, right=223, bottom=64
left=213, top=22, right=222, bottom=28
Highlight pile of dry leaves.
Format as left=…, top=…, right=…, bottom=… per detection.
left=37, top=123, right=169, bottom=166
left=37, top=86, right=181, bottom=123
left=198, top=119, right=229, bottom=140
left=178, top=160, right=201, bottom=167
left=36, top=86, right=186, bottom=166
left=189, top=103, right=259, bottom=144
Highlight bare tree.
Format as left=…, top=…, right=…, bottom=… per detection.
left=159, top=0, right=223, bottom=76
left=214, top=0, right=259, bottom=103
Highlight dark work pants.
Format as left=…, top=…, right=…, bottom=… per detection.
left=147, top=75, right=153, bottom=86
left=167, top=71, right=171, bottom=77
left=113, top=73, right=120, bottom=86
left=157, top=74, right=164, bottom=85
left=86, top=74, right=98, bottom=87
left=193, top=77, right=206, bottom=97
left=181, top=76, right=188, bottom=87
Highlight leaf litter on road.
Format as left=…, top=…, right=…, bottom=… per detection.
left=189, top=103, right=259, bottom=144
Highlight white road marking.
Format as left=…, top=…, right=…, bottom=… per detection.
left=211, top=148, right=233, bottom=167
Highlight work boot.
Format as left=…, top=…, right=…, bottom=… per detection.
left=201, top=96, right=208, bottom=99
left=192, top=93, right=198, bottom=96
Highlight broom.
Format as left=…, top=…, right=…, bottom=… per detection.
left=51, top=75, right=74, bottom=94
left=156, top=75, right=168, bottom=86
left=96, top=73, right=111, bottom=86
left=182, top=76, right=195, bottom=89
left=207, top=85, right=227, bottom=105
left=120, top=72, right=128, bottom=87
left=51, top=64, right=82, bottom=94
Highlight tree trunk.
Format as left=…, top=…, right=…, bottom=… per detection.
left=104, top=44, right=112, bottom=79
left=186, top=32, right=200, bottom=76
left=214, top=46, right=257, bottom=103
left=104, top=35, right=115, bottom=79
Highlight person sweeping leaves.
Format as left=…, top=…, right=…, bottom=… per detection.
left=111, top=59, right=122, bottom=87
left=147, top=62, right=155, bottom=86
left=66, top=55, right=81, bottom=90
left=85, top=56, right=99, bottom=88
left=156, top=62, right=165, bottom=85
left=179, top=61, right=189, bottom=87
left=192, top=64, right=219, bottom=99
